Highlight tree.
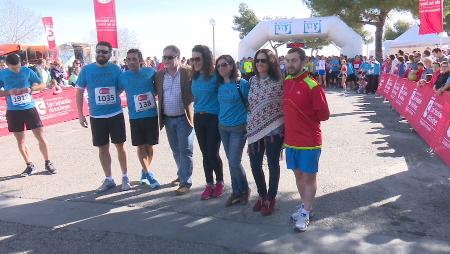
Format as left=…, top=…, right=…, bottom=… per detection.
left=116, top=28, right=141, bottom=60
left=303, top=38, right=331, bottom=56
left=0, top=0, right=43, bottom=44
left=384, top=20, right=412, bottom=41
left=303, top=0, right=417, bottom=61
left=232, top=3, right=259, bottom=39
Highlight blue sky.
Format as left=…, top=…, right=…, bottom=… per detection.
left=20, top=0, right=413, bottom=59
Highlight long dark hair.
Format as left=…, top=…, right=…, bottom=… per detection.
left=215, top=55, right=238, bottom=85
left=192, top=45, right=214, bottom=80
left=253, top=49, right=281, bottom=81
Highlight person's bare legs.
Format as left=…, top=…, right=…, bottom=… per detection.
left=31, top=127, right=49, bottom=160
left=115, top=142, right=127, bottom=175
left=13, top=131, right=31, bottom=163
left=137, top=144, right=153, bottom=173
left=294, top=170, right=317, bottom=211
left=98, top=144, right=112, bottom=177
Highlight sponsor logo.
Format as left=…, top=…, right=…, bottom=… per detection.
left=275, top=22, right=292, bottom=35
left=138, top=94, right=148, bottom=101
left=304, top=21, right=321, bottom=34
left=35, top=99, right=47, bottom=115
left=423, top=98, right=435, bottom=118
left=99, top=88, right=110, bottom=94
left=97, top=0, right=112, bottom=4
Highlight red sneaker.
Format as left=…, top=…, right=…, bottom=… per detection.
left=261, top=198, right=276, bottom=216
left=201, top=185, right=214, bottom=200
left=253, top=196, right=264, bottom=212
left=212, top=182, right=224, bottom=198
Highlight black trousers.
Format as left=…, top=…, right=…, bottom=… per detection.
left=194, top=113, right=223, bottom=184
left=366, top=74, right=379, bottom=94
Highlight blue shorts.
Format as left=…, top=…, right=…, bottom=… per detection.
left=318, top=70, right=326, bottom=76
left=285, top=147, right=321, bottom=174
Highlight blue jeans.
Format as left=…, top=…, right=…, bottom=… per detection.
left=219, top=126, right=249, bottom=194
left=165, top=116, right=194, bottom=187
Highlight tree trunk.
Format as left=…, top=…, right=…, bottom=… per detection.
left=375, top=12, right=388, bottom=62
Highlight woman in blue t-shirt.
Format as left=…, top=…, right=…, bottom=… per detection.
left=191, top=45, right=224, bottom=200
left=215, top=54, right=250, bottom=207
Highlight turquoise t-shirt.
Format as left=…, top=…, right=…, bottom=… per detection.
left=76, top=63, right=123, bottom=117
left=118, top=68, right=158, bottom=120
left=192, top=73, right=219, bottom=115
left=330, top=59, right=340, bottom=71
left=218, top=78, right=249, bottom=127
left=347, top=63, right=355, bottom=75
left=0, top=67, right=41, bottom=110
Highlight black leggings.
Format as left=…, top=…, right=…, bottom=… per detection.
left=194, top=113, right=223, bottom=184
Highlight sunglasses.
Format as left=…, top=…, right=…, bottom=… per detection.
left=254, top=58, right=268, bottom=64
left=217, top=62, right=229, bottom=68
left=96, top=50, right=110, bottom=55
left=190, top=57, right=201, bottom=62
left=163, top=55, right=177, bottom=60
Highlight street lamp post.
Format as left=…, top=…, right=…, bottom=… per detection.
left=209, top=18, right=216, bottom=60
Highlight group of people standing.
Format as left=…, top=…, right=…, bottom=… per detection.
left=0, top=41, right=330, bottom=232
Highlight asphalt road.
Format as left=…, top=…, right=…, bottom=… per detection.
left=0, top=90, right=449, bottom=254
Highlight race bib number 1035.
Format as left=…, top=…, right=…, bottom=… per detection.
left=95, top=87, right=117, bottom=105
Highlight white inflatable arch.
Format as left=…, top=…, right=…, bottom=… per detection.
left=238, top=16, right=363, bottom=59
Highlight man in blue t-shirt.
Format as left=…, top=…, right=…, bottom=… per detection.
left=329, top=56, right=341, bottom=87
left=76, top=41, right=130, bottom=193
left=0, top=54, right=57, bottom=176
left=118, top=49, right=160, bottom=189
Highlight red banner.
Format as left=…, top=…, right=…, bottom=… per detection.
left=377, top=74, right=450, bottom=167
left=93, top=0, right=118, bottom=48
left=0, top=88, right=88, bottom=137
left=41, top=17, right=58, bottom=59
left=419, top=0, right=444, bottom=34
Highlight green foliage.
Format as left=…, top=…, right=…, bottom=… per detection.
left=232, top=3, right=260, bottom=39
left=384, top=20, right=412, bottom=40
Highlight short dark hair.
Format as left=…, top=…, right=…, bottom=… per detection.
left=417, top=62, right=424, bottom=67
left=389, top=55, right=395, bottom=60
left=163, top=45, right=180, bottom=57
left=254, top=48, right=281, bottom=81
left=192, top=45, right=214, bottom=80
left=398, top=50, right=404, bottom=56
left=96, top=41, right=112, bottom=51
left=433, top=62, right=441, bottom=67
left=126, top=48, right=144, bottom=62
left=432, top=48, right=442, bottom=53
left=287, top=48, right=306, bottom=61
left=423, top=50, right=431, bottom=57
left=215, top=55, right=238, bottom=85
left=5, top=54, right=20, bottom=65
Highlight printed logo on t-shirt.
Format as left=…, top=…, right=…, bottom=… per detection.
left=95, top=87, right=116, bottom=105
left=134, top=92, right=155, bottom=112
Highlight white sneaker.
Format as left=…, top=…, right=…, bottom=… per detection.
left=294, top=212, right=310, bottom=232
left=291, top=203, right=314, bottom=222
left=121, top=176, right=132, bottom=191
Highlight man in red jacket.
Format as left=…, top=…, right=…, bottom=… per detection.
left=283, top=48, right=330, bottom=232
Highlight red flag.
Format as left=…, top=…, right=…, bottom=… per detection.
left=42, top=17, right=58, bottom=58
left=419, top=0, right=444, bottom=34
left=93, top=0, right=118, bottom=48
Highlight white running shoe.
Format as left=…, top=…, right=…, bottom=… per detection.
left=121, top=176, right=132, bottom=191
left=293, top=212, right=310, bottom=232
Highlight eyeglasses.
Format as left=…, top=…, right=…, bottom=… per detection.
left=163, top=55, right=177, bottom=60
left=96, top=50, right=110, bottom=55
left=217, top=62, right=229, bottom=68
left=190, top=57, right=201, bottom=62
left=254, top=58, right=268, bottom=64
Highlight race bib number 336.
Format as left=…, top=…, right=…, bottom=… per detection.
left=134, top=92, right=156, bottom=112
left=11, top=93, right=32, bottom=105
left=95, top=87, right=117, bottom=105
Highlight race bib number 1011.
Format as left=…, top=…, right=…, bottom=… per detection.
left=95, top=87, right=117, bottom=105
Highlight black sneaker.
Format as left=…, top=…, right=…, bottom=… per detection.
left=45, top=162, right=57, bottom=174
left=21, top=164, right=36, bottom=177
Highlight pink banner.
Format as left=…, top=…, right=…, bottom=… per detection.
left=419, top=0, right=444, bottom=34
left=0, top=88, right=88, bottom=137
left=41, top=17, right=58, bottom=59
left=378, top=74, right=450, bottom=167
left=93, top=0, right=118, bottom=48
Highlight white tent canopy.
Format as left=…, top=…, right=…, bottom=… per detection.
left=388, top=25, right=450, bottom=49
